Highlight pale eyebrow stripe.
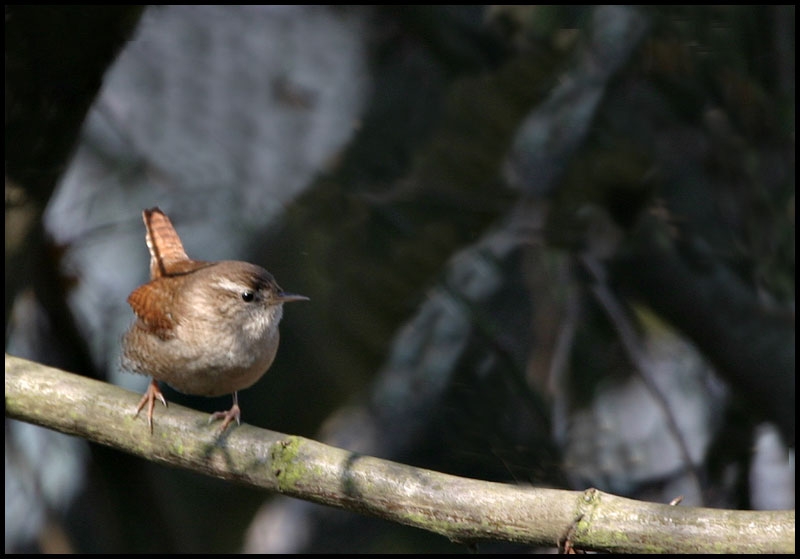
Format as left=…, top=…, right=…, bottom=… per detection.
left=213, top=278, right=250, bottom=293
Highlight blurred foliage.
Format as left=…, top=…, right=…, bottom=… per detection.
left=263, top=7, right=568, bottom=434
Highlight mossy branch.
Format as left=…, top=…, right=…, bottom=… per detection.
left=5, top=354, right=794, bottom=553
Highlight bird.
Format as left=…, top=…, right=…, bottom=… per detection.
left=121, top=207, right=307, bottom=432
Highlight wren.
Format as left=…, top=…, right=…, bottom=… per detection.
left=121, top=207, right=308, bottom=432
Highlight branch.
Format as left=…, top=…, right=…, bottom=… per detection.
left=5, top=354, right=794, bottom=554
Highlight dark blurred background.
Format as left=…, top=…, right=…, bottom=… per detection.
left=5, top=5, right=794, bottom=553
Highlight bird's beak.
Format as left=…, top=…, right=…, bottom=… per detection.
left=277, top=292, right=309, bottom=304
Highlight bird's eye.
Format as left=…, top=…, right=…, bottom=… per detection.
left=241, top=291, right=255, bottom=302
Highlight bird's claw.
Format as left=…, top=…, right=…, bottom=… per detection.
left=135, top=379, right=167, bottom=433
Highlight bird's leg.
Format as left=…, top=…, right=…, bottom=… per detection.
left=209, top=391, right=241, bottom=431
left=134, top=378, right=167, bottom=433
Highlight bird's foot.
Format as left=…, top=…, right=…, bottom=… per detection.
left=209, top=399, right=241, bottom=432
left=135, top=379, right=167, bottom=433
